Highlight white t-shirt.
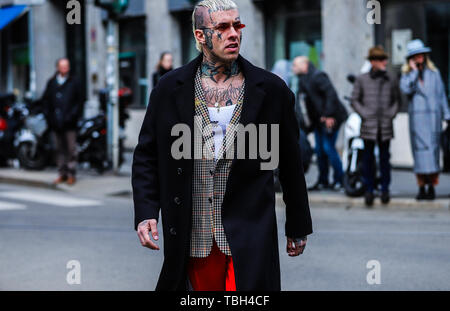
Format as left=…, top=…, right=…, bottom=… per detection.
left=207, top=104, right=236, bottom=159
left=56, top=74, right=68, bottom=85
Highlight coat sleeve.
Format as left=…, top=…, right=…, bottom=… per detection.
left=40, top=79, right=52, bottom=119
left=67, top=78, right=84, bottom=121
left=386, top=77, right=401, bottom=119
left=131, top=85, right=161, bottom=230
left=278, top=86, right=313, bottom=239
left=314, top=72, right=338, bottom=118
left=436, top=70, right=450, bottom=121
left=400, top=69, right=419, bottom=96
left=350, top=76, right=366, bottom=118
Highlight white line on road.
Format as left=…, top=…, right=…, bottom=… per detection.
left=0, top=191, right=102, bottom=207
left=0, top=200, right=27, bottom=211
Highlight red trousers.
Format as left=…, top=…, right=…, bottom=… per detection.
left=188, top=239, right=236, bottom=291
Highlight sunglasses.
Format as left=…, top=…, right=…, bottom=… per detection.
left=199, top=22, right=246, bottom=33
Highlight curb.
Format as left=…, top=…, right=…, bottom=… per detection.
left=1, top=172, right=449, bottom=209
left=275, top=193, right=449, bottom=210
left=0, top=175, right=59, bottom=191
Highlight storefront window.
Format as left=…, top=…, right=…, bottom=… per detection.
left=119, top=17, right=147, bottom=107
left=1, top=12, right=29, bottom=96
left=263, top=0, right=322, bottom=71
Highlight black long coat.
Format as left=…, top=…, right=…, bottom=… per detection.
left=41, top=75, right=83, bottom=131
left=132, top=53, right=313, bottom=291
left=298, top=62, right=348, bottom=131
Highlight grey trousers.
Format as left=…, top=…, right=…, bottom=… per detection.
left=52, top=130, right=78, bottom=177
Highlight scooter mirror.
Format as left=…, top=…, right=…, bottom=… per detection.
left=347, top=74, right=356, bottom=84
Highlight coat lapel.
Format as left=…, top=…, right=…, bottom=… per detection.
left=236, top=55, right=266, bottom=127
left=173, top=54, right=203, bottom=159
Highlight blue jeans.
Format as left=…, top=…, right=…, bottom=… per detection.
left=314, top=126, right=344, bottom=184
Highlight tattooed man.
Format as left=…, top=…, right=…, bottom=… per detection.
left=132, top=0, right=312, bottom=291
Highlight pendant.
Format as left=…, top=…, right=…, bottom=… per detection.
left=215, top=102, right=220, bottom=113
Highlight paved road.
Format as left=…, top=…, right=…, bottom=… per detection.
left=0, top=183, right=449, bottom=290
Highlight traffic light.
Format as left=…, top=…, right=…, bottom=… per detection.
left=94, top=0, right=128, bottom=17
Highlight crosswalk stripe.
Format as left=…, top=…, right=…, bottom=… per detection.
left=0, top=191, right=102, bottom=207
left=0, top=200, right=27, bottom=211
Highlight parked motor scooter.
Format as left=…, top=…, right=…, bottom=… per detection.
left=14, top=97, right=52, bottom=170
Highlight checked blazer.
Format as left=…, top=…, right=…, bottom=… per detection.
left=190, top=67, right=245, bottom=257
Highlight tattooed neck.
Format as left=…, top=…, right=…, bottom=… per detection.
left=200, top=55, right=241, bottom=83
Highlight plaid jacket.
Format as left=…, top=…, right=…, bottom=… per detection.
left=190, top=67, right=245, bottom=258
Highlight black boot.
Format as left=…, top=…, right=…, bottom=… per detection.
left=365, top=191, right=374, bottom=207
left=426, top=185, right=435, bottom=200
left=381, top=191, right=390, bottom=205
left=416, top=186, right=426, bottom=200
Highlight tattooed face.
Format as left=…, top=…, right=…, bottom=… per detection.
left=194, top=7, right=243, bottom=63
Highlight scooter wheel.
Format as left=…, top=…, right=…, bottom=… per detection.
left=343, top=173, right=366, bottom=197
left=17, top=142, right=48, bottom=170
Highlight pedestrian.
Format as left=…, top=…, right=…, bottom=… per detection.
left=351, top=46, right=400, bottom=206
left=41, top=58, right=83, bottom=185
left=132, top=0, right=312, bottom=291
left=400, top=39, right=450, bottom=200
left=152, top=51, right=173, bottom=88
left=292, top=56, right=348, bottom=191
left=271, top=59, right=291, bottom=86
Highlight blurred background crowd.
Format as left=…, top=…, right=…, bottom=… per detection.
left=0, top=0, right=449, bottom=200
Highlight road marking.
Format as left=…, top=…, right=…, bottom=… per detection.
left=0, top=191, right=102, bottom=207
left=0, top=200, right=27, bottom=211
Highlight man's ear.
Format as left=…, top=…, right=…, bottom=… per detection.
left=194, top=29, right=205, bottom=46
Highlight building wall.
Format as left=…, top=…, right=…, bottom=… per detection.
left=233, top=0, right=265, bottom=68
left=32, top=0, right=66, bottom=97
left=145, top=0, right=182, bottom=89
left=321, top=0, right=374, bottom=103
left=84, top=1, right=106, bottom=118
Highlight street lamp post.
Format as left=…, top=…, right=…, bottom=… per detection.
left=94, top=0, right=128, bottom=173
left=106, top=19, right=119, bottom=173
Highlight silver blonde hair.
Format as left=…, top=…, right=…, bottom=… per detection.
left=191, top=0, right=238, bottom=52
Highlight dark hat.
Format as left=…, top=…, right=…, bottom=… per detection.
left=367, top=46, right=389, bottom=60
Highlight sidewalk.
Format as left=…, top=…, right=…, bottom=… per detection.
left=303, top=164, right=450, bottom=209
left=0, top=153, right=449, bottom=209
left=0, top=154, right=133, bottom=198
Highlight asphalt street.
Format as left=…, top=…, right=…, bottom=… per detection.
left=0, top=183, right=449, bottom=290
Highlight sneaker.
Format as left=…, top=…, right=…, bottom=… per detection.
left=53, top=175, right=67, bottom=184
left=425, top=185, right=435, bottom=200
left=381, top=191, right=390, bottom=204
left=66, top=176, right=76, bottom=185
left=365, top=192, right=374, bottom=207
left=330, top=182, right=343, bottom=191
left=308, top=181, right=329, bottom=191
left=416, top=186, right=426, bottom=200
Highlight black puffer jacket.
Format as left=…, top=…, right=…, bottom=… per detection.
left=297, top=62, right=348, bottom=130
left=41, top=75, right=83, bottom=131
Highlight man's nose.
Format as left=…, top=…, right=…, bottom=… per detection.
left=228, top=25, right=239, bottom=39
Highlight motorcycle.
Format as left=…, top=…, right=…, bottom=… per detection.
left=76, top=87, right=130, bottom=173
left=77, top=112, right=110, bottom=174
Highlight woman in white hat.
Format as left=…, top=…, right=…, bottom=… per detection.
left=400, top=39, right=450, bottom=200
